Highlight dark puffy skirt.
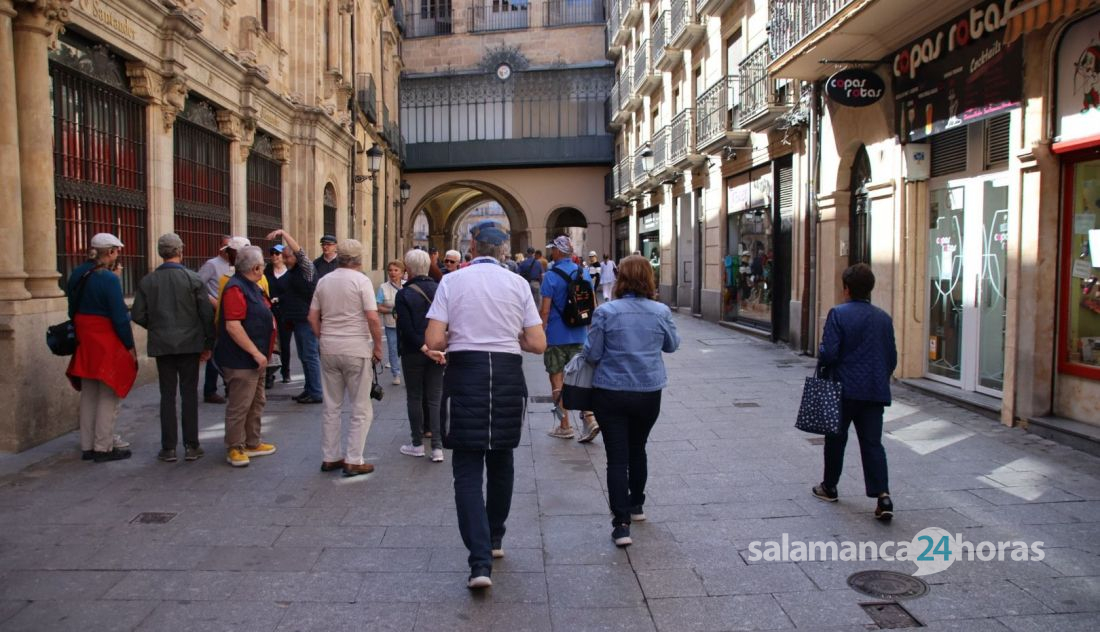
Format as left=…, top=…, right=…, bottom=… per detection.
left=442, top=351, right=527, bottom=451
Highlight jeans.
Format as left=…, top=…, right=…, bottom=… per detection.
left=203, top=358, right=223, bottom=396
left=823, top=399, right=890, bottom=497
left=402, top=352, right=442, bottom=449
left=384, top=327, right=401, bottom=377
left=276, top=317, right=293, bottom=381
left=592, top=388, right=662, bottom=527
left=222, top=367, right=266, bottom=449
left=156, top=353, right=201, bottom=450
left=320, top=353, right=375, bottom=465
left=79, top=378, right=120, bottom=452
left=453, top=449, right=514, bottom=572
left=291, top=320, right=323, bottom=399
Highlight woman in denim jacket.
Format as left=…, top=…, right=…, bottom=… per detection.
left=583, top=255, right=680, bottom=546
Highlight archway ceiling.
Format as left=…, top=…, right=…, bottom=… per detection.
left=420, top=187, right=487, bottom=226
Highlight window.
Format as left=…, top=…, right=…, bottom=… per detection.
left=849, top=145, right=872, bottom=266
left=173, top=98, right=230, bottom=274
left=246, top=133, right=282, bottom=253
left=323, top=184, right=337, bottom=238
left=1059, top=154, right=1100, bottom=378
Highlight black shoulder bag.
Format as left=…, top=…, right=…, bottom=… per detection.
left=46, top=268, right=95, bottom=356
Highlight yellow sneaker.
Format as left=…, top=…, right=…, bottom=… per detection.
left=244, top=442, right=277, bottom=457
left=226, top=447, right=250, bottom=467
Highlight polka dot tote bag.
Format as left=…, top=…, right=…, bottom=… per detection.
left=795, top=364, right=842, bottom=435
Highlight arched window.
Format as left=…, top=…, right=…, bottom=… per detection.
left=323, top=184, right=337, bottom=238
left=849, top=146, right=872, bottom=266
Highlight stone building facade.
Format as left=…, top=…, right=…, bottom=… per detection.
left=0, top=0, right=403, bottom=451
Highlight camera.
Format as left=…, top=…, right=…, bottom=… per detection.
left=370, top=380, right=384, bottom=401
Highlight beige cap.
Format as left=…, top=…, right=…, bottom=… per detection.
left=337, top=239, right=363, bottom=258
left=90, top=233, right=124, bottom=249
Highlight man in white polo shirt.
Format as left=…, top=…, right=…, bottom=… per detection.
left=425, top=220, right=546, bottom=590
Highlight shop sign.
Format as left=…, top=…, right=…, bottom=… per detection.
left=826, top=69, right=885, bottom=107
left=76, top=0, right=137, bottom=41
left=893, top=0, right=1022, bottom=142
left=1055, top=12, right=1100, bottom=144
left=728, top=170, right=772, bottom=213
left=639, top=211, right=660, bottom=234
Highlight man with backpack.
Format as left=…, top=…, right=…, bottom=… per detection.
left=540, top=236, right=599, bottom=443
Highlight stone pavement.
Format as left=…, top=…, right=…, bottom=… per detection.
left=2, top=314, right=1100, bottom=631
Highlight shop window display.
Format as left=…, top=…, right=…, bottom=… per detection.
left=723, top=209, right=773, bottom=327
left=1061, top=157, right=1100, bottom=373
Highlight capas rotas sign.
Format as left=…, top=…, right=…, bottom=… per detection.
left=826, top=69, right=885, bottom=107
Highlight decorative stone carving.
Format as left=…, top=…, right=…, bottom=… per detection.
left=477, top=44, right=530, bottom=75
left=125, top=63, right=189, bottom=131
left=271, top=139, right=290, bottom=164
left=14, top=0, right=72, bottom=48
left=216, top=110, right=257, bottom=159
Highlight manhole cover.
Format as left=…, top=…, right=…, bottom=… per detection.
left=131, top=512, right=177, bottom=524
left=860, top=602, right=924, bottom=628
left=733, top=402, right=760, bottom=408
left=847, top=571, right=929, bottom=600
left=529, top=395, right=554, bottom=403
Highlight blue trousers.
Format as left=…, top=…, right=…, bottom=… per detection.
left=452, top=448, right=513, bottom=573
left=384, top=326, right=401, bottom=377
left=823, top=399, right=890, bottom=497
left=291, top=320, right=322, bottom=399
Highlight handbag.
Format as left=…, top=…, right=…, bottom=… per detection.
left=561, top=351, right=595, bottom=411
left=46, top=268, right=94, bottom=356
left=795, top=363, right=843, bottom=435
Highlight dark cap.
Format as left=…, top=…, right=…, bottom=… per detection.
left=320, top=234, right=338, bottom=244
left=269, top=244, right=285, bottom=254
left=469, top=220, right=509, bottom=246
left=526, top=246, right=535, bottom=254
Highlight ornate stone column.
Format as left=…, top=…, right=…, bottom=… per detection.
left=14, top=0, right=69, bottom=297
left=217, top=111, right=255, bottom=238
left=0, top=0, right=29, bottom=300
left=272, top=139, right=291, bottom=234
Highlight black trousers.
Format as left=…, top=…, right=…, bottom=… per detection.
left=156, top=353, right=201, bottom=450
left=452, top=449, right=513, bottom=572
left=402, top=352, right=443, bottom=449
left=276, top=316, right=293, bottom=380
left=592, top=388, right=662, bottom=527
left=823, top=399, right=889, bottom=497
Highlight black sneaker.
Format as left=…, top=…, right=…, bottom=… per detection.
left=875, top=495, right=894, bottom=521
left=612, top=525, right=632, bottom=547
left=157, top=449, right=178, bottom=463
left=81, top=450, right=94, bottom=461
left=296, top=394, right=323, bottom=404
left=812, top=484, right=838, bottom=502
left=467, top=566, right=492, bottom=589
left=93, top=448, right=132, bottom=463
left=184, top=446, right=205, bottom=461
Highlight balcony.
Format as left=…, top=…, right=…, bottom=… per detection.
left=650, top=125, right=673, bottom=181
left=632, top=39, right=660, bottom=98
left=652, top=11, right=677, bottom=72
left=621, top=0, right=641, bottom=28
left=617, top=156, right=632, bottom=197
left=632, top=145, right=648, bottom=189
left=621, top=65, right=641, bottom=114
left=468, top=4, right=529, bottom=33
left=610, top=0, right=630, bottom=47
left=355, top=73, right=378, bottom=125
left=695, top=75, right=750, bottom=152
left=669, top=108, right=703, bottom=168
left=669, top=0, right=706, bottom=49
left=738, top=45, right=794, bottom=131
left=546, top=0, right=603, bottom=27
left=403, top=4, right=453, bottom=38
left=696, top=0, right=736, bottom=18
left=768, top=0, right=975, bottom=79
left=610, top=72, right=633, bottom=125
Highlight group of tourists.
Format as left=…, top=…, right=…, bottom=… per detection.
left=63, top=223, right=896, bottom=591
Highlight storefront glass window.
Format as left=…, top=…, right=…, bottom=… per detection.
left=1061, top=158, right=1100, bottom=374
left=723, top=209, right=773, bottom=327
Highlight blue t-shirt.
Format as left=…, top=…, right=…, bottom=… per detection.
left=540, top=259, right=590, bottom=346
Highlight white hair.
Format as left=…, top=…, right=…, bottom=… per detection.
left=404, top=248, right=430, bottom=277
left=445, top=249, right=461, bottom=261
left=235, top=246, right=264, bottom=272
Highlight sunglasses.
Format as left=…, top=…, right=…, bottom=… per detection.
left=444, top=259, right=458, bottom=264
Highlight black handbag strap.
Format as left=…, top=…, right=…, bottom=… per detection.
left=71, top=268, right=95, bottom=314
left=815, top=361, right=836, bottom=381
left=407, top=283, right=432, bottom=305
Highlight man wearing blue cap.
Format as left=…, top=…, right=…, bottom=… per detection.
left=425, top=220, right=546, bottom=589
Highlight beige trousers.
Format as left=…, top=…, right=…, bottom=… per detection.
left=223, top=367, right=266, bottom=449
left=320, top=353, right=375, bottom=465
left=79, top=379, right=120, bottom=452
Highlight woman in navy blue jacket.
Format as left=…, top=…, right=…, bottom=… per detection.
left=812, top=263, right=898, bottom=520
left=584, top=255, right=680, bottom=547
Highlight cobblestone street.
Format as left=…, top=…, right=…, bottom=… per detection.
left=2, top=314, right=1099, bottom=631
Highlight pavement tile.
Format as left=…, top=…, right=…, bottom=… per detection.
left=548, top=606, right=656, bottom=632
left=545, top=564, right=643, bottom=608
left=0, top=544, right=98, bottom=571
left=102, top=570, right=239, bottom=601
left=636, top=568, right=707, bottom=598
left=81, top=542, right=212, bottom=571
left=378, top=525, right=467, bottom=548
left=274, top=525, right=386, bottom=548
left=1011, top=576, right=1100, bottom=613
left=194, top=546, right=323, bottom=572
left=902, top=581, right=1053, bottom=621
left=997, top=612, right=1100, bottom=631
left=359, top=571, right=548, bottom=603
left=0, top=601, right=27, bottom=625
left=1038, top=547, right=1100, bottom=576
left=0, top=570, right=125, bottom=600
left=698, top=563, right=815, bottom=596
left=414, top=602, right=552, bottom=632
left=536, top=483, right=610, bottom=516
left=648, top=595, right=794, bottom=631
left=166, top=525, right=286, bottom=547
left=429, top=547, right=544, bottom=573
left=136, top=600, right=288, bottom=632
left=316, top=547, right=431, bottom=573
left=540, top=515, right=630, bottom=565
left=953, top=502, right=1082, bottom=525
left=915, top=621, right=1012, bottom=631
left=230, top=571, right=365, bottom=602
left=0, top=599, right=157, bottom=632
left=771, top=590, right=876, bottom=628
left=274, top=601, right=414, bottom=632
left=969, top=486, right=1085, bottom=506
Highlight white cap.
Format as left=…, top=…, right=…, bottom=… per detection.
left=588, top=251, right=597, bottom=258
left=222, top=236, right=251, bottom=251
left=90, top=233, right=124, bottom=249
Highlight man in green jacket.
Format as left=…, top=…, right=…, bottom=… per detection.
left=132, top=233, right=216, bottom=463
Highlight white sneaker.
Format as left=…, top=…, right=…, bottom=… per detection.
left=392, top=376, right=401, bottom=386
left=430, top=449, right=444, bottom=463
left=400, top=444, right=425, bottom=457
left=467, top=574, right=492, bottom=589
left=113, top=435, right=130, bottom=449
left=548, top=425, right=575, bottom=439
left=491, top=546, right=504, bottom=559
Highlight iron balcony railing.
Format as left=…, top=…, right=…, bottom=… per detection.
left=608, top=0, right=620, bottom=33
left=632, top=39, right=652, bottom=92
left=404, top=3, right=453, bottom=38
left=633, top=145, right=648, bottom=187
left=769, top=0, right=854, bottom=60
left=738, top=44, right=793, bottom=121
left=546, top=0, right=603, bottom=26
left=651, top=125, right=669, bottom=174
left=469, top=4, right=530, bottom=33
left=696, top=75, right=741, bottom=148
left=619, top=65, right=633, bottom=103
left=669, top=108, right=694, bottom=165
left=670, top=0, right=691, bottom=41
left=355, top=73, right=378, bottom=124
left=618, top=155, right=631, bottom=195
left=652, top=11, right=669, bottom=67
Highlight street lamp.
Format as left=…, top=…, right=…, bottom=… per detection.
left=641, top=143, right=654, bottom=174
left=354, top=144, right=384, bottom=183
left=399, top=180, right=411, bottom=204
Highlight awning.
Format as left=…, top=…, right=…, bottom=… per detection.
left=1003, top=0, right=1100, bottom=44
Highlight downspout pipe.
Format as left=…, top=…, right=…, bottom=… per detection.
left=349, top=4, right=357, bottom=240
left=802, top=81, right=822, bottom=355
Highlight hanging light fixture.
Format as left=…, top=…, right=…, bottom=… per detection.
left=399, top=180, right=411, bottom=204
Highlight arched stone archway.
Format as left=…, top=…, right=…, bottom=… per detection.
left=406, top=179, right=531, bottom=253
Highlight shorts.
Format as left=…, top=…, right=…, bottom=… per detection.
left=544, top=344, right=583, bottom=375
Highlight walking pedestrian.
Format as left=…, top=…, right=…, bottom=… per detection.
left=376, top=259, right=405, bottom=385
left=313, top=234, right=339, bottom=281
left=65, top=233, right=137, bottom=463
left=265, top=229, right=322, bottom=404
left=198, top=235, right=232, bottom=403
left=131, top=233, right=215, bottom=463
left=599, top=254, right=617, bottom=303
left=425, top=220, right=546, bottom=589
left=517, top=246, right=543, bottom=305
left=586, top=251, right=601, bottom=303
left=308, top=239, right=384, bottom=477
left=585, top=255, right=680, bottom=546
left=811, top=263, right=898, bottom=521
left=540, top=236, right=599, bottom=442
left=264, top=245, right=292, bottom=384
left=395, top=249, right=446, bottom=462
left=214, top=246, right=277, bottom=468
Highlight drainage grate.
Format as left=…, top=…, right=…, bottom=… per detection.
left=860, top=602, right=924, bottom=628
left=733, top=402, right=760, bottom=408
left=848, top=570, right=929, bottom=600
left=529, top=395, right=554, bottom=403
left=806, top=437, right=826, bottom=445
left=131, top=512, right=177, bottom=524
